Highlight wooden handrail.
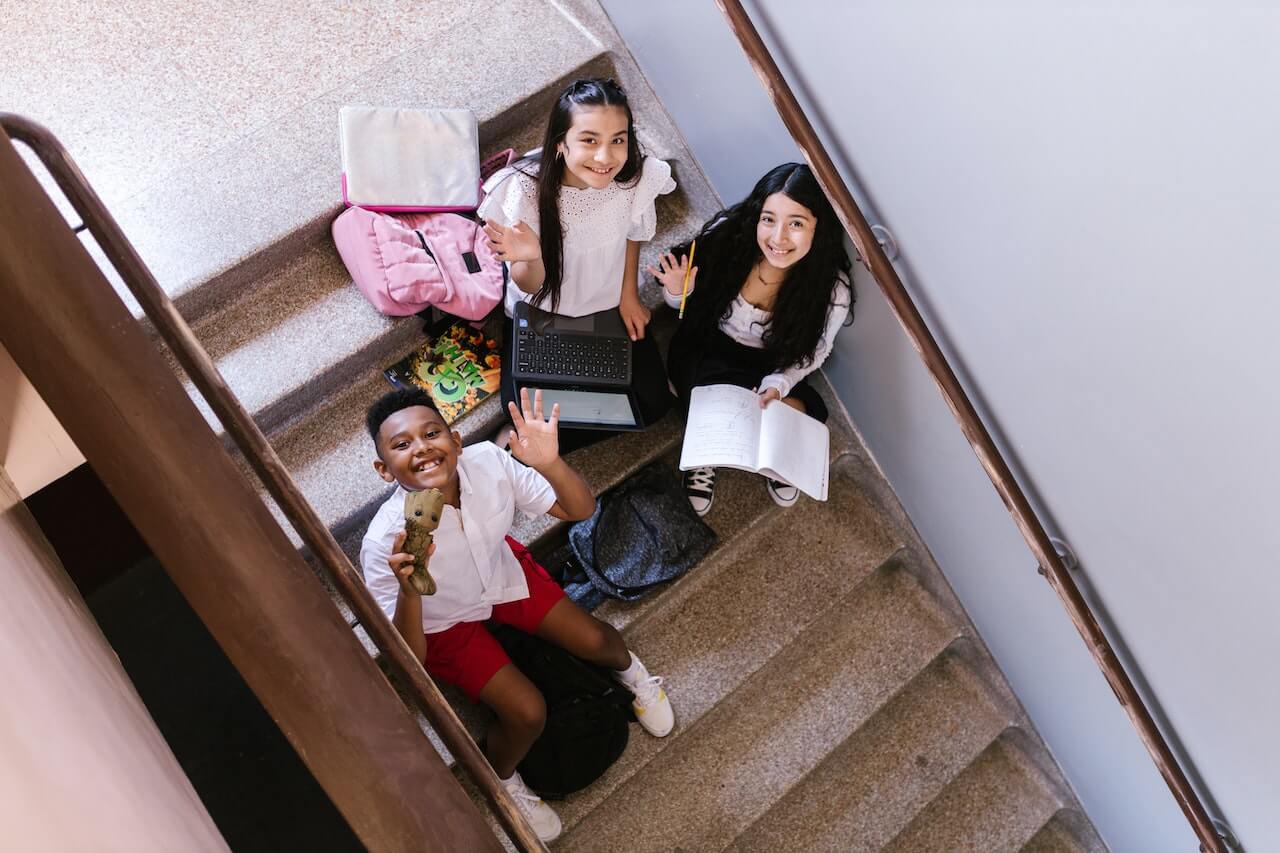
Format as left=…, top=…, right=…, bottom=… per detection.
left=0, top=113, right=546, bottom=853
left=714, top=3, right=1227, bottom=851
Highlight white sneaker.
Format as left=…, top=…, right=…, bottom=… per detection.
left=766, top=477, right=800, bottom=508
left=501, top=771, right=562, bottom=843
left=683, top=466, right=716, bottom=516
left=615, top=652, right=675, bottom=737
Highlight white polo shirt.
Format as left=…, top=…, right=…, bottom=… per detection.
left=360, top=441, right=557, bottom=634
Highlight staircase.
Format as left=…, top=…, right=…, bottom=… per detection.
left=73, top=1, right=1109, bottom=849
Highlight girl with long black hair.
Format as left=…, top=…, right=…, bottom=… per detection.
left=480, top=78, right=675, bottom=451
left=650, top=163, right=853, bottom=513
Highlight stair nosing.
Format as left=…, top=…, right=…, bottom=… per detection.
left=555, top=561, right=961, bottom=850
left=724, top=645, right=1016, bottom=853
left=880, top=729, right=1067, bottom=853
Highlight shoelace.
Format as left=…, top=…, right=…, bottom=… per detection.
left=504, top=778, right=543, bottom=807
left=630, top=674, right=666, bottom=706
left=686, top=467, right=715, bottom=493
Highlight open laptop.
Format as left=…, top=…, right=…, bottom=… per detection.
left=510, top=301, right=643, bottom=430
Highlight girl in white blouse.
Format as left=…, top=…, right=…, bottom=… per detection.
left=649, top=163, right=854, bottom=514
left=480, top=78, right=675, bottom=451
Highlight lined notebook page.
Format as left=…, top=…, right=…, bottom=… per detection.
left=679, top=385, right=763, bottom=470
left=760, top=397, right=830, bottom=500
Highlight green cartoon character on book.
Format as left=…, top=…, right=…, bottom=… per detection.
left=384, top=322, right=502, bottom=424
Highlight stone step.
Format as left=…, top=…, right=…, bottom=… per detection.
left=548, top=453, right=900, bottom=836
left=880, top=732, right=1065, bottom=853
left=556, top=561, right=956, bottom=852
left=725, top=648, right=1014, bottom=853
left=389, top=433, right=828, bottom=768
left=105, top=0, right=611, bottom=322
left=588, top=460, right=782, bottom=637
left=178, top=175, right=700, bottom=438
left=181, top=241, right=428, bottom=436
left=1022, top=810, right=1108, bottom=853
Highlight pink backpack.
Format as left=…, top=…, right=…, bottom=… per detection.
left=333, top=148, right=515, bottom=319
left=332, top=208, right=504, bottom=320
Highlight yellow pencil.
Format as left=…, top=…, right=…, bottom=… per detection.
left=678, top=240, right=697, bottom=319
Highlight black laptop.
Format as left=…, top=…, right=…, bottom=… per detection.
left=510, top=301, right=643, bottom=430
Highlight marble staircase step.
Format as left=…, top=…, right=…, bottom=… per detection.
left=1022, top=810, right=1108, bottom=853
left=556, top=562, right=954, bottom=852
left=726, top=649, right=1013, bottom=853
left=105, top=0, right=611, bottom=322
left=880, top=732, right=1066, bottom=853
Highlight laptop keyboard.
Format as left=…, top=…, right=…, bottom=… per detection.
left=516, top=330, right=631, bottom=381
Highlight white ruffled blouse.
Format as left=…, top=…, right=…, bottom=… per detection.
left=478, top=157, right=676, bottom=318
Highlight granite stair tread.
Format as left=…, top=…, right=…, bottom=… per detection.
left=181, top=241, right=427, bottom=436
left=408, top=447, right=884, bottom=767
left=556, top=563, right=956, bottom=852
left=880, top=733, right=1065, bottom=853
left=726, top=650, right=1014, bottom=853
left=179, top=183, right=699, bottom=439
left=1022, top=810, right=1107, bottom=853
left=548, top=454, right=901, bottom=835
left=106, top=0, right=610, bottom=321
left=589, top=461, right=782, bottom=636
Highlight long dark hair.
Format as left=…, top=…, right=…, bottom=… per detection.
left=672, top=163, right=853, bottom=370
left=516, top=77, right=643, bottom=312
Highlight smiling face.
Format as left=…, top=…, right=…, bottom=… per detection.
left=372, top=405, right=462, bottom=496
left=756, top=192, right=817, bottom=272
left=558, top=104, right=630, bottom=189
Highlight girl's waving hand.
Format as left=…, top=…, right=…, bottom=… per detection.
left=647, top=252, right=698, bottom=301
left=483, top=218, right=541, bottom=263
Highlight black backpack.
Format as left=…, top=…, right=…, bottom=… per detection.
left=492, top=625, right=633, bottom=799
left=567, top=461, right=717, bottom=602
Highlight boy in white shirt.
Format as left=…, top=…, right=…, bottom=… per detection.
left=360, top=387, right=673, bottom=842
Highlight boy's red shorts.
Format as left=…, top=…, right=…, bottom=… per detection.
left=422, top=537, right=565, bottom=702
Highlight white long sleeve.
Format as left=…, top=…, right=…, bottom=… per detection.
left=664, top=275, right=852, bottom=397
left=756, top=281, right=852, bottom=397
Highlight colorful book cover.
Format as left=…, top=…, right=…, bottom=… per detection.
left=383, top=322, right=502, bottom=424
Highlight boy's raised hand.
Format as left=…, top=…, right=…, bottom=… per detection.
left=507, top=388, right=560, bottom=469
left=646, top=252, right=697, bottom=299
left=389, top=530, right=435, bottom=596
left=483, top=218, right=541, bottom=263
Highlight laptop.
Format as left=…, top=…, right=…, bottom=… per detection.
left=510, top=301, right=643, bottom=430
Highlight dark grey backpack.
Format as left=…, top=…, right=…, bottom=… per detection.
left=567, top=462, right=717, bottom=602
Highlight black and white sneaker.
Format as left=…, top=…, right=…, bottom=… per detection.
left=683, top=466, right=716, bottom=516
left=766, top=477, right=800, bottom=508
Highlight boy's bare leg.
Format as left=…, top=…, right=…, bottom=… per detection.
left=782, top=395, right=806, bottom=413
left=478, top=664, right=546, bottom=779
left=536, top=598, right=631, bottom=671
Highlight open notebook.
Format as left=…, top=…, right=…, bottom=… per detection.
left=678, top=384, right=829, bottom=501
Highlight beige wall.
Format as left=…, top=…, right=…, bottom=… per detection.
left=1, top=343, right=83, bottom=497
left=0, top=465, right=228, bottom=852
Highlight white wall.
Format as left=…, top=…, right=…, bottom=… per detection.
left=0, top=466, right=228, bottom=852
left=601, top=1, right=1280, bottom=849
left=1, top=344, right=84, bottom=497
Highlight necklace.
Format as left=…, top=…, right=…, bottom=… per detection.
left=753, top=263, right=786, bottom=287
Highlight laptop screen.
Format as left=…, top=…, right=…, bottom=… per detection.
left=536, top=388, right=638, bottom=427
